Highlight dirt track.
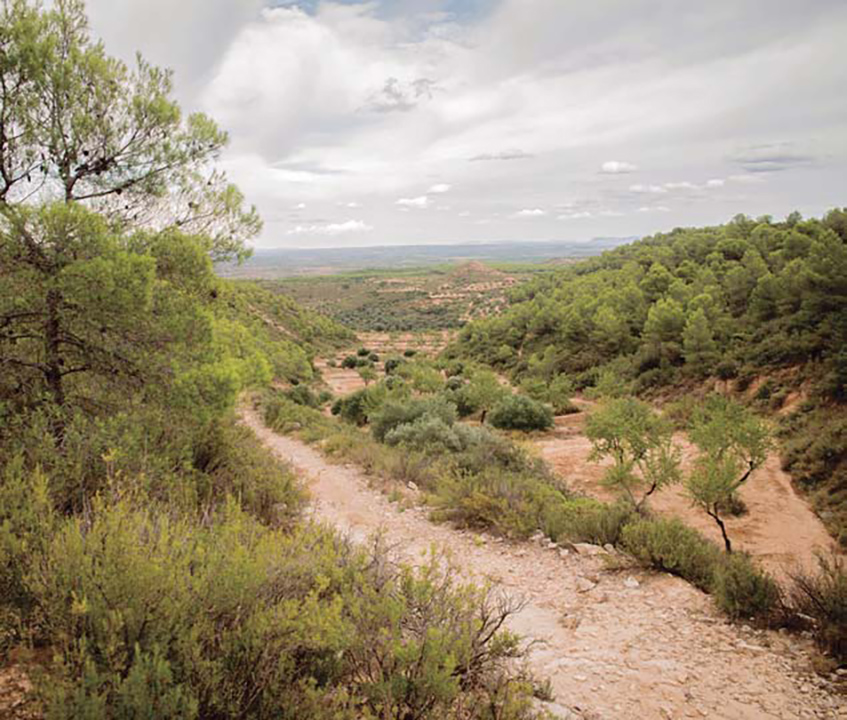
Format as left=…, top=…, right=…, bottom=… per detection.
left=241, top=405, right=845, bottom=720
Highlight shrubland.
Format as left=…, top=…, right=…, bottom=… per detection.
left=265, top=353, right=847, bottom=661
left=0, top=2, right=547, bottom=717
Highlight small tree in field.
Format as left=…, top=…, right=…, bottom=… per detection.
left=358, top=365, right=377, bottom=387
left=586, top=397, right=681, bottom=512
left=464, top=370, right=507, bottom=424
left=686, top=395, right=770, bottom=552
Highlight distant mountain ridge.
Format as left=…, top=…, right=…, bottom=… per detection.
left=218, top=238, right=638, bottom=278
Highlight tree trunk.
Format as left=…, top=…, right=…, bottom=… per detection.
left=709, top=508, right=732, bottom=553
left=480, top=409, right=487, bottom=425
left=44, top=287, right=66, bottom=441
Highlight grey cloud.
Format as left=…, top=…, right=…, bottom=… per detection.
left=366, top=77, right=438, bottom=113
left=86, top=0, right=265, bottom=102
left=731, top=144, right=816, bottom=173
left=469, top=149, right=535, bottom=162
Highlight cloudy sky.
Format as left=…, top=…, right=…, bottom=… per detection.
left=86, top=0, right=847, bottom=248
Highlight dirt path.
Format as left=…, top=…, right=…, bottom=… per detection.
left=241, top=405, right=844, bottom=720
left=535, top=414, right=835, bottom=578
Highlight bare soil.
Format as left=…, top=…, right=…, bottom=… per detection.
left=241, top=405, right=846, bottom=720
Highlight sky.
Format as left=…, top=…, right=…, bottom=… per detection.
left=85, top=0, right=847, bottom=248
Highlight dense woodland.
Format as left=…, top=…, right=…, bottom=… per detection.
left=453, top=211, right=847, bottom=539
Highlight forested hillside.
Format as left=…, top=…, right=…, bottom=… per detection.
left=453, top=211, right=847, bottom=539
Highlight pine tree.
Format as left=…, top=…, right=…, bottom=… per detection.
left=682, top=308, right=718, bottom=376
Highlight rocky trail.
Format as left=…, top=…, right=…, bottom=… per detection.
left=241, top=405, right=846, bottom=720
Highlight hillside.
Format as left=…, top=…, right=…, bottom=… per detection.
left=451, top=210, right=847, bottom=541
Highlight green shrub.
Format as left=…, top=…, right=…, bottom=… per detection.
left=384, top=357, right=404, bottom=375
left=284, top=384, right=320, bottom=408
left=433, top=468, right=561, bottom=539
left=555, top=501, right=636, bottom=547
left=0, top=460, right=56, bottom=650
left=445, top=376, right=465, bottom=392
left=789, top=555, right=847, bottom=661
left=489, top=395, right=553, bottom=432
left=332, top=388, right=371, bottom=426
left=621, top=517, right=722, bottom=592
left=190, top=417, right=305, bottom=528
left=712, top=552, right=781, bottom=620
left=265, top=391, right=332, bottom=435
left=27, top=501, right=542, bottom=720
left=715, top=360, right=739, bottom=380
left=367, top=352, right=380, bottom=363
left=370, top=396, right=457, bottom=443
left=403, top=349, right=417, bottom=358
left=357, top=347, right=371, bottom=357
left=341, top=355, right=358, bottom=369
left=385, top=414, right=465, bottom=453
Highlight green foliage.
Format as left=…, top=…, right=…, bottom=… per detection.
left=461, top=370, right=509, bottom=422
left=384, top=356, right=404, bottom=375
left=371, top=396, right=458, bottom=443
left=585, top=398, right=681, bottom=510
left=686, top=396, right=771, bottom=552
left=489, top=395, right=553, bottom=432
left=789, top=555, right=847, bottom=661
left=453, top=210, right=847, bottom=537
left=27, top=501, right=540, bottom=720
left=712, top=552, right=781, bottom=620
left=0, top=460, right=56, bottom=650
left=778, top=405, right=847, bottom=537
left=683, top=308, right=718, bottom=376
left=284, top=384, right=320, bottom=408
left=621, top=517, right=722, bottom=591
left=189, top=417, right=305, bottom=528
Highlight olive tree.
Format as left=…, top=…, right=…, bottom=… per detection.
left=686, top=395, right=770, bottom=552
left=586, top=397, right=681, bottom=512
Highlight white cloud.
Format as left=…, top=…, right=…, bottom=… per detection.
left=293, top=202, right=307, bottom=209
left=458, top=211, right=471, bottom=217
left=512, top=208, right=547, bottom=218
left=706, top=179, right=725, bottom=188
left=341, top=201, right=362, bottom=208
left=558, top=211, right=592, bottom=220
left=428, top=183, right=452, bottom=194
left=664, top=181, right=697, bottom=190
left=396, top=196, right=430, bottom=208
left=600, top=160, right=637, bottom=174
left=287, top=220, right=373, bottom=235
left=637, top=206, right=671, bottom=213
left=728, top=174, right=765, bottom=184
left=630, top=184, right=668, bottom=194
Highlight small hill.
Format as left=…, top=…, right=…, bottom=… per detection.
left=448, top=260, right=507, bottom=282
